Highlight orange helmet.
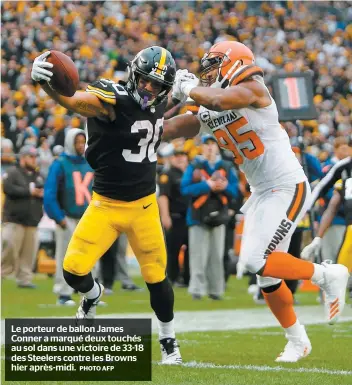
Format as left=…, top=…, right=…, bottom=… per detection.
left=200, top=41, right=255, bottom=87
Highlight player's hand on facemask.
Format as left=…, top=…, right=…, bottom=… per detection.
left=31, top=51, right=53, bottom=82
left=172, top=69, right=199, bottom=103
left=301, top=237, right=322, bottom=261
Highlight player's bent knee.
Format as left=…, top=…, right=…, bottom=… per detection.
left=257, top=275, right=282, bottom=289
left=141, top=265, right=166, bottom=284
left=63, top=255, right=92, bottom=276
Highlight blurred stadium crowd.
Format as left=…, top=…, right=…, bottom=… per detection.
left=1, top=1, right=351, bottom=300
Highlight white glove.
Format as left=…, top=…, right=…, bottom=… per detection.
left=172, top=69, right=199, bottom=103
left=301, top=237, right=322, bottom=261
left=31, top=51, right=53, bottom=83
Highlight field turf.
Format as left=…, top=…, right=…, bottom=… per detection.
left=2, top=275, right=351, bottom=385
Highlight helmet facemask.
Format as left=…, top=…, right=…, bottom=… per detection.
left=200, top=51, right=244, bottom=89
left=200, top=52, right=229, bottom=86
left=127, top=61, right=172, bottom=110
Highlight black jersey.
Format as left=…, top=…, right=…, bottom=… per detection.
left=311, top=156, right=352, bottom=225
left=85, top=79, right=166, bottom=201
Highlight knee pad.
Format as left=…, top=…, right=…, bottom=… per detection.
left=146, top=278, right=174, bottom=323
left=257, top=275, right=282, bottom=289
left=63, top=269, right=94, bottom=293
left=63, top=255, right=92, bottom=276
left=141, top=263, right=166, bottom=284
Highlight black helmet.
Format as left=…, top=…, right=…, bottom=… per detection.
left=127, top=46, right=176, bottom=109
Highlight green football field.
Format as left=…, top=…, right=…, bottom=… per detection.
left=2, top=276, right=352, bottom=385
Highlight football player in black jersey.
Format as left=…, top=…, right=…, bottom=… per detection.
left=31, top=47, right=182, bottom=364
left=302, top=156, right=352, bottom=273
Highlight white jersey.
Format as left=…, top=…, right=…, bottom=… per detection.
left=197, top=82, right=306, bottom=192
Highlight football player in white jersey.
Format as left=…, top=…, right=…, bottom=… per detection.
left=163, top=41, right=350, bottom=363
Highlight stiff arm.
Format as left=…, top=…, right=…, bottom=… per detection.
left=163, top=113, right=201, bottom=140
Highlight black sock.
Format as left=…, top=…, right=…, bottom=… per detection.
left=63, top=270, right=95, bottom=293
left=146, top=278, right=174, bottom=322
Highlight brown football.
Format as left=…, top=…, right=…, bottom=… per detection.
left=47, top=50, right=79, bottom=97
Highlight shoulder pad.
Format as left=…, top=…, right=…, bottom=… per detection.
left=86, top=79, right=128, bottom=105
left=230, top=65, right=264, bottom=86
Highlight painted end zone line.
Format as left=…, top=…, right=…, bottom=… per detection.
left=156, top=361, right=352, bottom=376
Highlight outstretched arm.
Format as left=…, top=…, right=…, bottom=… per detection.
left=188, top=80, right=269, bottom=111
left=32, top=51, right=111, bottom=118
left=41, top=84, right=110, bottom=118
left=163, top=113, right=200, bottom=140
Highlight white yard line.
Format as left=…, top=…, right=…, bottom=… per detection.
left=96, top=305, right=352, bottom=333
left=1, top=305, right=352, bottom=343
left=173, top=361, right=352, bottom=376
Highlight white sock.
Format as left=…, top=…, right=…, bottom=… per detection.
left=285, top=319, right=302, bottom=338
left=84, top=281, right=101, bottom=300
left=311, top=263, right=326, bottom=284
left=158, top=319, right=175, bottom=340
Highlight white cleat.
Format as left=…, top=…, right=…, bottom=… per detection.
left=275, top=326, right=312, bottom=363
left=160, top=338, right=182, bottom=365
left=76, top=283, right=104, bottom=323
left=317, top=263, right=350, bottom=325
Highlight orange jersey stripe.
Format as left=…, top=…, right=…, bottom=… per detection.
left=231, top=65, right=264, bottom=86
left=287, top=182, right=306, bottom=222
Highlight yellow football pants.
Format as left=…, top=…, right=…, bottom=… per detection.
left=63, top=192, right=167, bottom=283
left=337, top=225, right=352, bottom=272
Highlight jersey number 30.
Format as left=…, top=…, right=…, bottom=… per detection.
left=213, top=117, right=264, bottom=165
left=122, top=119, right=163, bottom=163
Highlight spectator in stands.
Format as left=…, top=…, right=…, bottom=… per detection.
left=44, top=129, right=93, bottom=305
left=1, top=145, right=43, bottom=288
left=181, top=135, right=240, bottom=300
left=1, top=137, right=16, bottom=175
left=37, top=137, right=54, bottom=179
left=158, top=144, right=190, bottom=287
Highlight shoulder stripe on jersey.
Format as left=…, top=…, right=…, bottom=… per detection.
left=230, top=65, right=264, bottom=86
left=310, top=156, right=352, bottom=207
left=86, top=85, right=115, bottom=96
left=155, top=48, right=167, bottom=75
left=86, top=89, right=116, bottom=105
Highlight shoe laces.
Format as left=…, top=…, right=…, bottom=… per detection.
left=81, top=297, right=99, bottom=315
left=161, top=338, right=178, bottom=355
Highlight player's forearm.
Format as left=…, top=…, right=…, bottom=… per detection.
left=188, top=85, right=256, bottom=111
left=317, top=207, right=337, bottom=238
left=163, top=114, right=200, bottom=140
left=188, top=87, right=224, bottom=111
left=40, top=84, right=105, bottom=117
